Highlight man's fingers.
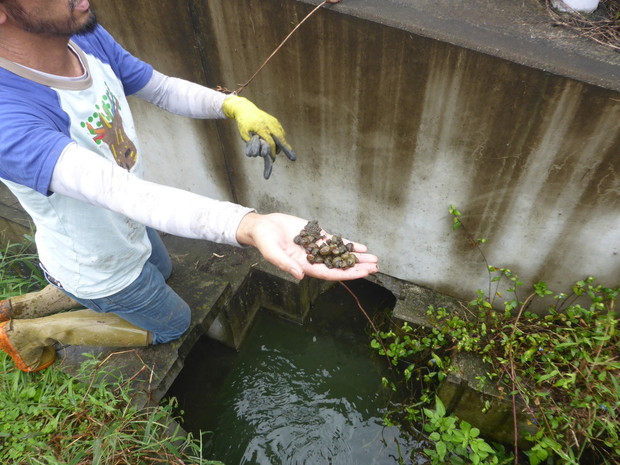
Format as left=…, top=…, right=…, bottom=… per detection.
left=273, top=135, right=297, bottom=161
left=262, top=153, right=273, bottom=179
left=245, top=134, right=261, bottom=158
left=245, top=134, right=294, bottom=179
left=259, top=138, right=272, bottom=159
left=302, top=261, right=379, bottom=281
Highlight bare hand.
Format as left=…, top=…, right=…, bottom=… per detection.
left=237, top=212, right=379, bottom=281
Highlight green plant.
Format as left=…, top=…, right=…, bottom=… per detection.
left=370, top=206, right=619, bottom=465
left=423, top=397, right=502, bottom=465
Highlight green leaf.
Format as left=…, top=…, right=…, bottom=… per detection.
left=436, top=440, right=447, bottom=461
left=535, top=369, right=559, bottom=383
left=435, top=396, right=446, bottom=417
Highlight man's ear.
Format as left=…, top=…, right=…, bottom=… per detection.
left=0, top=7, right=8, bottom=26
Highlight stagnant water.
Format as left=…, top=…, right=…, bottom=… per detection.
left=167, top=280, right=426, bottom=465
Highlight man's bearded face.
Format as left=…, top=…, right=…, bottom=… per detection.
left=2, top=0, right=98, bottom=37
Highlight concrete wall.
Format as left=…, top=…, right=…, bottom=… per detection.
left=93, top=0, right=233, bottom=200
left=3, top=0, right=618, bottom=305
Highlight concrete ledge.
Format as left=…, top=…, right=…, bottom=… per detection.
left=0, top=184, right=33, bottom=245
left=57, top=234, right=329, bottom=405
left=303, top=0, right=620, bottom=92
left=438, top=352, right=538, bottom=446
left=392, top=281, right=538, bottom=446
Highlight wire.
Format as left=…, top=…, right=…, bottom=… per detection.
left=235, top=0, right=334, bottom=94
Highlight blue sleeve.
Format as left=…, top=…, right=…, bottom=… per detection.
left=0, top=76, right=72, bottom=195
left=72, top=25, right=153, bottom=95
left=0, top=101, right=72, bottom=195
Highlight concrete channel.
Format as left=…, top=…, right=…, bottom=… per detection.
left=0, top=0, right=618, bottom=451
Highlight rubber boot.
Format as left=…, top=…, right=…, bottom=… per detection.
left=0, top=284, right=82, bottom=321
left=0, top=309, right=152, bottom=372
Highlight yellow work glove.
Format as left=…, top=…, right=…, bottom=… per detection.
left=222, top=95, right=296, bottom=179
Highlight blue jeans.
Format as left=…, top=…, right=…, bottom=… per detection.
left=59, top=228, right=191, bottom=344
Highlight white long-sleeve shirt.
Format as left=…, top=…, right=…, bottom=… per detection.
left=0, top=25, right=252, bottom=298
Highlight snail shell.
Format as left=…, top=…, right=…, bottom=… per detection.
left=319, top=245, right=331, bottom=256
left=297, top=221, right=358, bottom=270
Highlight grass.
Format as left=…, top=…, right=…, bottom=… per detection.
left=0, top=236, right=223, bottom=465
left=0, top=352, right=219, bottom=464
left=0, top=237, right=47, bottom=300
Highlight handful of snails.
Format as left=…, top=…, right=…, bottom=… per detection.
left=293, top=220, right=359, bottom=269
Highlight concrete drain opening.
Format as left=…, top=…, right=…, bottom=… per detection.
left=165, top=278, right=426, bottom=465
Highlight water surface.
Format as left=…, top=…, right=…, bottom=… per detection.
left=169, top=280, right=423, bottom=465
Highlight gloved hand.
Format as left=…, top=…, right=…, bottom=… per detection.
left=222, top=95, right=296, bottom=179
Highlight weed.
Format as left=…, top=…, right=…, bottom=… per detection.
left=370, top=207, right=619, bottom=465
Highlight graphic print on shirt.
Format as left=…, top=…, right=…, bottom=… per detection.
left=80, top=84, right=138, bottom=170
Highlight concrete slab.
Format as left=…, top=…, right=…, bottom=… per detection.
left=57, top=234, right=330, bottom=406
left=57, top=235, right=249, bottom=405
left=0, top=184, right=34, bottom=245
left=303, top=0, right=620, bottom=91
